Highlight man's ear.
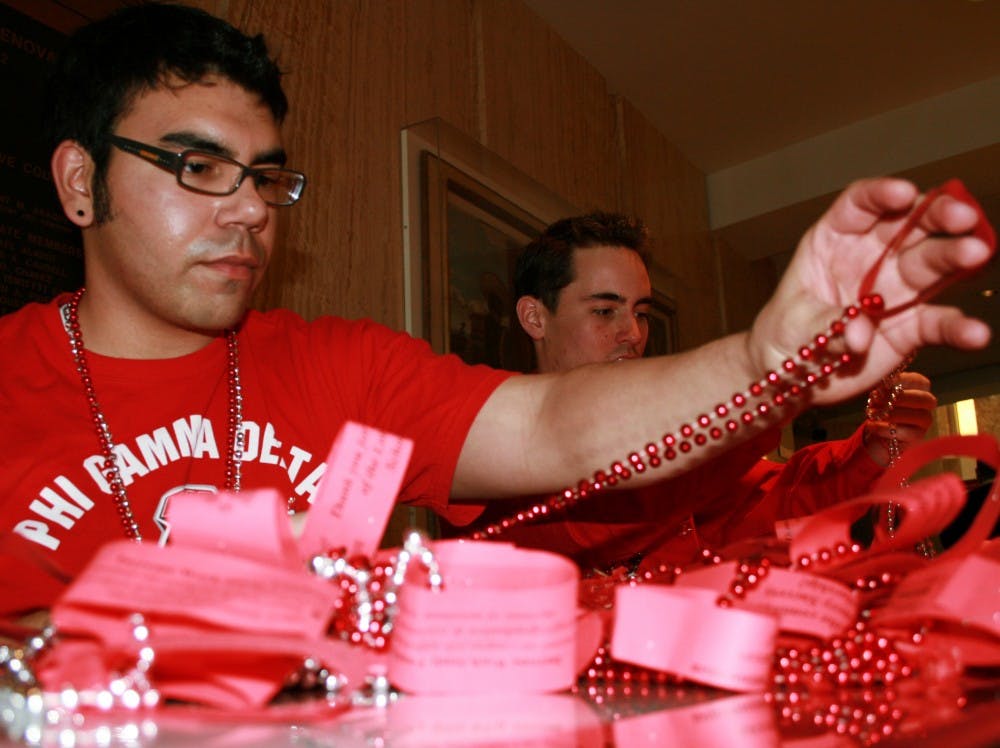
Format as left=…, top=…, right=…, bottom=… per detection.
left=51, top=140, right=96, bottom=228
left=515, top=295, right=547, bottom=341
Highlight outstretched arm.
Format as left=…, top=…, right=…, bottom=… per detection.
left=454, top=178, right=994, bottom=498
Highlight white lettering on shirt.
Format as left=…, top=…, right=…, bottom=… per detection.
left=287, top=445, right=312, bottom=482
left=173, top=415, right=219, bottom=458
left=260, top=423, right=282, bottom=465
left=15, top=476, right=96, bottom=550
left=115, top=443, right=150, bottom=485
left=242, top=421, right=260, bottom=461
left=16, top=419, right=323, bottom=552
left=136, top=426, right=182, bottom=469
left=13, top=520, right=58, bottom=550
left=190, top=418, right=219, bottom=459
left=295, top=462, right=326, bottom=504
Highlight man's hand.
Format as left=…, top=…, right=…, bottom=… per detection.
left=863, top=371, right=937, bottom=467
left=750, top=178, right=994, bottom=407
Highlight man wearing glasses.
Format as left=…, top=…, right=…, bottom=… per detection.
left=106, top=135, right=306, bottom=208
left=0, top=3, right=993, bottom=623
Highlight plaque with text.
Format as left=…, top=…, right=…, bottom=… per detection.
left=0, top=3, right=82, bottom=316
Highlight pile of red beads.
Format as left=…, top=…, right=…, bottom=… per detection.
left=772, top=620, right=915, bottom=692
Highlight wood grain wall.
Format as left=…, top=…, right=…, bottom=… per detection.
left=10, top=0, right=771, bottom=350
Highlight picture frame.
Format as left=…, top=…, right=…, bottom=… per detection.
left=401, top=118, right=578, bottom=371
left=422, top=153, right=543, bottom=371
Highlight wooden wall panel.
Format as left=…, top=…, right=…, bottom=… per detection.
left=619, top=100, right=717, bottom=349
left=210, top=0, right=713, bottom=342
left=211, top=0, right=409, bottom=328
left=402, top=0, right=478, bottom=135
left=714, top=235, right=777, bottom=334
left=477, top=0, right=618, bottom=213
left=214, top=0, right=483, bottom=328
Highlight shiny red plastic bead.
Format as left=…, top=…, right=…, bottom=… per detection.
left=860, top=294, right=885, bottom=315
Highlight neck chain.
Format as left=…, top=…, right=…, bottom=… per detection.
left=865, top=354, right=919, bottom=545
left=61, top=288, right=244, bottom=541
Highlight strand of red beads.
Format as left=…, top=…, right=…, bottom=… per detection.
left=63, top=288, right=243, bottom=540
left=65, top=291, right=139, bottom=538
left=471, top=297, right=887, bottom=541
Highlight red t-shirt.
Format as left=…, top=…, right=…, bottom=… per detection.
left=0, top=296, right=512, bottom=617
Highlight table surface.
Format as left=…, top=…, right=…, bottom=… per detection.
left=3, top=677, right=999, bottom=747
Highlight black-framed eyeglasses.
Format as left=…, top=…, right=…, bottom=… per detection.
left=107, top=135, right=306, bottom=206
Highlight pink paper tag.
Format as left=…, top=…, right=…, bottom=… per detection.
left=55, top=540, right=332, bottom=638
left=611, top=586, right=778, bottom=692
left=674, top=563, right=856, bottom=640
left=299, top=421, right=414, bottom=560
left=164, top=488, right=300, bottom=566
left=388, top=541, right=581, bottom=694
left=873, top=551, right=1000, bottom=637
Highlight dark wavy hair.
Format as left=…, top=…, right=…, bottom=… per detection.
left=42, top=2, right=287, bottom=222
left=514, top=211, right=648, bottom=311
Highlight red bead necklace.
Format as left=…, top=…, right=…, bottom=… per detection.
left=61, top=288, right=244, bottom=540
left=469, top=298, right=889, bottom=540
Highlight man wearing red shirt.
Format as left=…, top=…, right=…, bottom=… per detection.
left=449, top=213, right=937, bottom=574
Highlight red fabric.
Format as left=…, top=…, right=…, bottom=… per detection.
left=447, top=427, right=883, bottom=573
left=0, top=295, right=512, bottom=617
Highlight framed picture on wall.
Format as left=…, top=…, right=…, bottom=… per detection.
left=422, top=153, right=544, bottom=372
left=401, top=118, right=579, bottom=372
